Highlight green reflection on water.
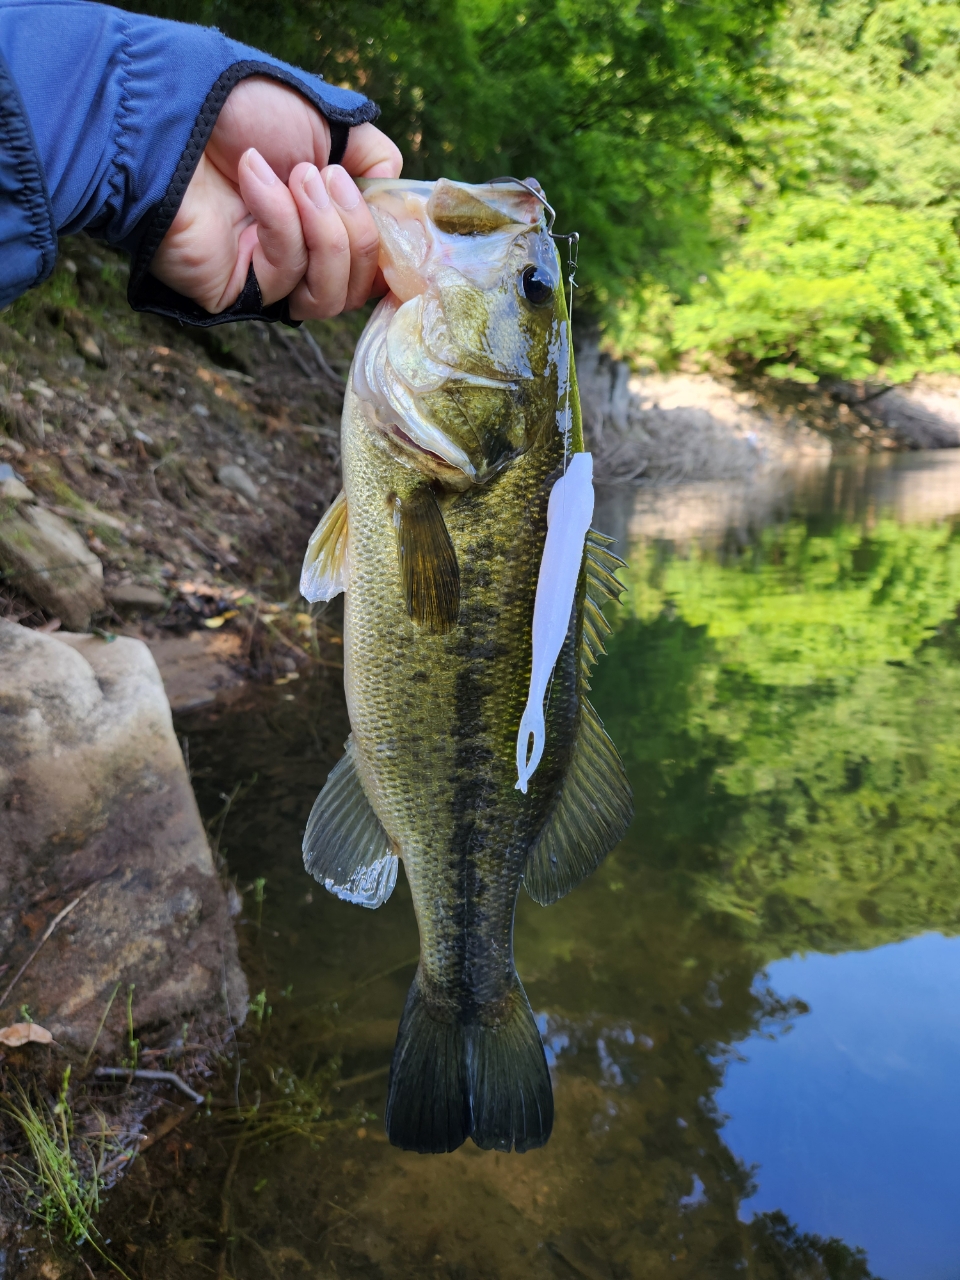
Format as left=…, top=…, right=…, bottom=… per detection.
left=96, top=484, right=960, bottom=1279
left=598, top=515, right=960, bottom=959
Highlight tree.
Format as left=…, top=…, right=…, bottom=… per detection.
left=111, top=0, right=783, bottom=311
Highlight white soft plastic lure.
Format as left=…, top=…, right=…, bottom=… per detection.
left=515, top=450, right=595, bottom=792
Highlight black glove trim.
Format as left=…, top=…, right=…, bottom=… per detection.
left=130, top=261, right=297, bottom=328
left=127, top=58, right=379, bottom=328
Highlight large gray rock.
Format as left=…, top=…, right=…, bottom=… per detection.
left=832, top=376, right=960, bottom=448
left=0, top=487, right=104, bottom=629
left=0, top=621, right=247, bottom=1053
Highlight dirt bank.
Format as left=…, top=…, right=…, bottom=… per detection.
left=0, top=234, right=349, bottom=694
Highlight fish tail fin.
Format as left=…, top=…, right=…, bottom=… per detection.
left=384, top=972, right=553, bottom=1155
left=468, top=981, right=554, bottom=1153
left=384, top=972, right=472, bottom=1154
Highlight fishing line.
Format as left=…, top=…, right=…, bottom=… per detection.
left=487, top=177, right=580, bottom=472
left=489, top=178, right=592, bottom=793
left=555, top=231, right=579, bottom=475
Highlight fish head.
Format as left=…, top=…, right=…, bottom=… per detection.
left=352, top=178, right=569, bottom=488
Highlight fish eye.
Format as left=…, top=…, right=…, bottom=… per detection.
left=521, top=265, right=553, bottom=307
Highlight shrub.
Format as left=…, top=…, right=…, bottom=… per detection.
left=670, top=196, right=960, bottom=383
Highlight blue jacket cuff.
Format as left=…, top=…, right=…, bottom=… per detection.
left=0, top=1, right=378, bottom=310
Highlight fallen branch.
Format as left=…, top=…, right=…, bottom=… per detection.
left=93, top=1067, right=205, bottom=1106
left=97, top=1104, right=197, bottom=1177
left=332, top=1064, right=389, bottom=1091
left=301, top=328, right=346, bottom=387
left=275, top=329, right=315, bottom=379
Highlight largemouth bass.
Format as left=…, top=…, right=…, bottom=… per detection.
left=300, top=177, right=632, bottom=1154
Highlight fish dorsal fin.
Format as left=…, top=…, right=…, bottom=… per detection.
left=427, top=179, right=518, bottom=235
left=523, top=529, right=630, bottom=905
left=300, top=489, right=349, bottom=602
left=580, top=528, right=627, bottom=686
left=396, top=486, right=460, bottom=633
left=303, top=736, right=398, bottom=909
left=524, top=699, right=632, bottom=906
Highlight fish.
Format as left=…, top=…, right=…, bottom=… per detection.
left=299, top=176, right=633, bottom=1155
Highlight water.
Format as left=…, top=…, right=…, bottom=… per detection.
left=100, top=451, right=960, bottom=1280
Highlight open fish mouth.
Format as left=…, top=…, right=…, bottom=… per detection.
left=353, top=293, right=518, bottom=482
left=385, top=422, right=470, bottom=477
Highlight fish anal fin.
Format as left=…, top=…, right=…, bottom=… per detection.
left=395, top=486, right=460, bottom=633
left=300, top=489, right=349, bottom=602
left=524, top=699, right=633, bottom=906
left=302, top=736, right=398, bottom=908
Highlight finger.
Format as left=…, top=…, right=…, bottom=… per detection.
left=341, top=123, right=403, bottom=179
left=207, top=78, right=331, bottom=182
left=236, top=148, right=308, bottom=305
left=152, top=154, right=256, bottom=313
left=287, top=162, right=352, bottom=319
left=322, top=166, right=382, bottom=310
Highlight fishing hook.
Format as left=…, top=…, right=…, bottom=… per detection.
left=488, top=177, right=581, bottom=469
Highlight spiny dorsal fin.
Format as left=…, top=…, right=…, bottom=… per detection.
left=524, top=699, right=632, bottom=906
left=300, top=489, right=349, bottom=602
left=303, top=736, right=398, bottom=908
left=396, top=486, right=460, bottom=633
left=580, top=528, right=626, bottom=683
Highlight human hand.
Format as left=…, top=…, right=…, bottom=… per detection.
left=150, top=77, right=402, bottom=320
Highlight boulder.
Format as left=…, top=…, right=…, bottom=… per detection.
left=0, top=621, right=247, bottom=1054
left=832, top=376, right=960, bottom=449
left=0, top=489, right=105, bottom=629
left=577, top=346, right=830, bottom=483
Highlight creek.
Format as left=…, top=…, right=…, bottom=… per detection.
left=97, top=450, right=960, bottom=1280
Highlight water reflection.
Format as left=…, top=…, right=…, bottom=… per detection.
left=97, top=451, right=960, bottom=1279
left=721, top=935, right=960, bottom=1280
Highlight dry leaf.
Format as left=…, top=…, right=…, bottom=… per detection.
left=0, top=1022, right=54, bottom=1047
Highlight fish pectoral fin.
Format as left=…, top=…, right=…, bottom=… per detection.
left=302, top=736, right=398, bottom=908
left=524, top=698, right=633, bottom=906
left=300, top=489, right=349, bottom=602
left=395, top=486, right=460, bottom=633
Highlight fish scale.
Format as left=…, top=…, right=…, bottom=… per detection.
left=300, top=177, right=632, bottom=1154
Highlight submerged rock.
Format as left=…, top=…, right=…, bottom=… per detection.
left=0, top=487, right=104, bottom=629
left=0, top=621, right=247, bottom=1054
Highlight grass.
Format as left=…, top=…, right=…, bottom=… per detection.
left=2, top=1068, right=133, bottom=1277
left=4, top=1068, right=100, bottom=1245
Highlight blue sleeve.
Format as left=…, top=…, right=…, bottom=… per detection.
left=0, top=0, right=378, bottom=312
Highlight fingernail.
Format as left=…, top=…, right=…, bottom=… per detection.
left=302, top=165, right=329, bottom=210
left=245, top=149, right=277, bottom=186
left=327, top=165, right=360, bottom=211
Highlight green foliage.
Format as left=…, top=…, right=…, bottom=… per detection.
left=749, top=1210, right=877, bottom=1280
left=617, top=0, right=960, bottom=380
left=110, top=0, right=782, bottom=312
left=671, top=197, right=960, bottom=381
left=1, top=1070, right=131, bottom=1277
left=596, top=513, right=960, bottom=960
